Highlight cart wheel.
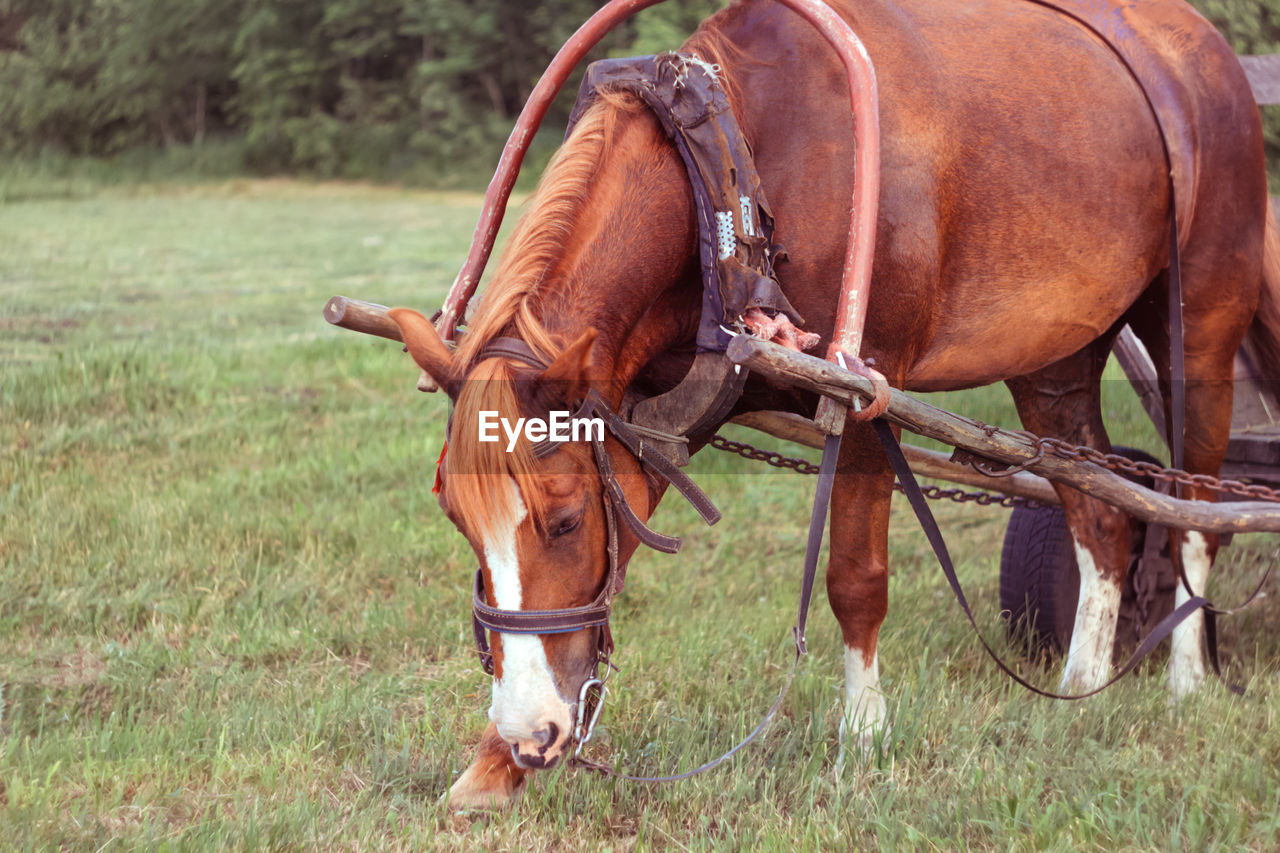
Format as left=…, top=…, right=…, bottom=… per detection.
left=999, top=501, right=1079, bottom=654
left=999, top=446, right=1168, bottom=658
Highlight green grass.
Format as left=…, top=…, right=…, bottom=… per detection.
left=2, top=181, right=1278, bottom=850
left=0, top=130, right=569, bottom=205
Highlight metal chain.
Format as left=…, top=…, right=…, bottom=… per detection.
left=712, top=426, right=1280, bottom=506
left=1037, top=437, right=1280, bottom=503
left=708, top=434, right=823, bottom=475
left=709, top=434, right=1032, bottom=507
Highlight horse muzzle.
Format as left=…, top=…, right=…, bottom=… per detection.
left=498, top=676, right=607, bottom=770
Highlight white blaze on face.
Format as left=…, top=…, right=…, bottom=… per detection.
left=1169, top=531, right=1210, bottom=699
left=481, top=479, right=571, bottom=744
left=1061, top=539, right=1121, bottom=692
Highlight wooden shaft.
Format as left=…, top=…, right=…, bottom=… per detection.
left=731, top=410, right=1061, bottom=506
left=323, top=296, right=403, bottom=343
left=1111, top=326, right=1168, bottom=443
left=727, top=334, right=1280, bottom=534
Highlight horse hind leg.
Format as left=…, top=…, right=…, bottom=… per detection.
left=1127, top=274, right=1252, bottom=699
left=827, top=422, right=895, bottom=766
left=1006, top=338, right=1134, bottom=692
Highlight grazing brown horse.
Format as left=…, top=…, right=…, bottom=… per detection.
left=388, top=0, right=1279, bottom=809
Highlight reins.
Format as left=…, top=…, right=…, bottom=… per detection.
left=431, top=0, right=1266, bottom=788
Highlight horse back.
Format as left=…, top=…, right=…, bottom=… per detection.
left=699, top=0, right=1264, bottom=390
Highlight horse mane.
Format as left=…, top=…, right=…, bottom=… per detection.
left=446, top=28, right=742, bottom=539
left=446, top=92, right=645, bottom=537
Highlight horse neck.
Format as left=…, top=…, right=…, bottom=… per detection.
left=535, top=107, right=698, bottom=399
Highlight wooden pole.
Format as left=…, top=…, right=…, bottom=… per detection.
left=731, top=410, right=1062, bottom=506
left=323, top=297, right=404, bottom=343
left=726, top=335, right=1280, bottom=534
left=322, top=300, right=1280, bottom=533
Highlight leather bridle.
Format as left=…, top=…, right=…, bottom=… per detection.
left=459, top=337, right=721, bottom=746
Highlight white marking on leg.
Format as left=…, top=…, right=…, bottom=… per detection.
left=1060, top=539, right=1121, bottom=692
left=481, top=480, right=571, bottom=744
left=1168, top=531, right=1210, bottom=699
left=836, top=645, right=887, bottom=770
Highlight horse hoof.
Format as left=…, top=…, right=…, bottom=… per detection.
left=1167, top=663, right=1206, bottom=704
left=1058, top=657, right=1111, bottom=696
left=834, top=696, right=890, bottom=775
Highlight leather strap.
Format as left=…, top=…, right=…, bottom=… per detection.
left=473, top=570, right=611, bottom=635
left=475, top=337, right=550, bottom=370
left=870, top=417, right=1221, bottom=700
left=1168, top=205, right=1185, bottom=473
left=795, top=431, right=843, bottom=655
left=582, top=390, right=722, bottom=527
left=591, top=434, right=683, bottom=554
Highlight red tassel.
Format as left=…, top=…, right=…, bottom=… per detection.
left=433, top=441, right=447, bottom=494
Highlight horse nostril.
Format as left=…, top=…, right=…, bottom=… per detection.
left=532, top=722, right=560, bottom=749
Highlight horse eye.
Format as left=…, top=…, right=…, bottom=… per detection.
left=551, top=513, right=582, bottom=539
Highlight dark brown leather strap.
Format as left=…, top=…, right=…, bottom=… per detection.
left=1168, top=205, right=1185, bottom=473
left=872, top=417, right=1220, bottom=700
left=473, top=570, right=611, bottom=634
left=582, top=390, right=723, bottom=527
left=795, top=431, right=843, bottom=655
left=475, top=337, right=549, bottom=370
left=591, top=433, right=683, bottom=554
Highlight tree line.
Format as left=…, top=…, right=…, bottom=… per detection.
left=0, top=0, right=1274, bottom=180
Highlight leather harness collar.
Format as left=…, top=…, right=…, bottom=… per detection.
left=566, top=52, right=800, bottom=353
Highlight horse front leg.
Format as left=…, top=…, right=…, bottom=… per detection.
left=827, top=421, right=896, bottom=764
left=445, top=721, right=529, bottom=810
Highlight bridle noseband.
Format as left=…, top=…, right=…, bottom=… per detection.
left=460, top=337, right=721, bottom=745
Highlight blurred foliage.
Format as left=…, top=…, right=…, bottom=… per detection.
left=1196, top=0, right=1280, bottom=185
left=0, top=0, right=1273, bottom=181
left=0, top=0, right=719, bottom=179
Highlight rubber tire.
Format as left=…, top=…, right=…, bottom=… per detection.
left=998, top=446, right=1163, bottom=656
left=999, top=502, right=1080, bottom=655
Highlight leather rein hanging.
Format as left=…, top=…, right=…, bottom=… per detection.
left=457, top=1, right=1251, bottom=785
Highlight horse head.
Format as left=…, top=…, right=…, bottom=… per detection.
left=390, top=307, right=662, bottom=769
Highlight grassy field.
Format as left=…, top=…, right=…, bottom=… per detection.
left=2, top=181, right=1279, bottom=851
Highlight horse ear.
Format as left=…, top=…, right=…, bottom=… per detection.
left=388, top=308, right=458, bottom=395
left=540, top=328, right=598, bottom=403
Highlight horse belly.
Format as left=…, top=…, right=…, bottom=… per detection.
left=897, top=155, right=1167, bottom=392
left=903, top=302, right=1130, bottom=392
left=884, top=2, right=1174, bottom=390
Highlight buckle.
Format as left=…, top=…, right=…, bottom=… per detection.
left=573, top=678, right=607, bottom=755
